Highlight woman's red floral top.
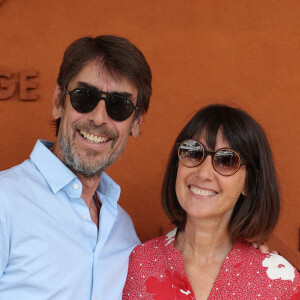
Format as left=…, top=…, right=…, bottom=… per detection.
left=123, top=229, right=300, bottom=300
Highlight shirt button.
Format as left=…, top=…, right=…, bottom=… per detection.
left=73, top=183, right=79, bottom=190
left=83, top=215, right=87, bottom=220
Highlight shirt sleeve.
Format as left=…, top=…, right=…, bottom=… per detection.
left=0, top=192, right=9, bottom=277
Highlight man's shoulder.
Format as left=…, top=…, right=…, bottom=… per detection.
left=115, top=204, right=135, bottom=226
left=116, top=204, right=130, bottom=217
left=113, top=204, right=140, bottom=240
left=0, top=159, right=35, bottom=185
left=0, top=160, right=39, bottom=217
left=0, top=140, right=51, bottom=186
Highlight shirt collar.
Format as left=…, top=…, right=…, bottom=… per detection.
left=30, top=140, right=77, bottom=194
left=30, top=140, right=121, bottom=205
left=97, top=173, right=121, bottom=214
left=98, top=172, right=121, bottom=200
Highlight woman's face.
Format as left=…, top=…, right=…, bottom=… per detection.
left=175, top=130, right=247, bottom=223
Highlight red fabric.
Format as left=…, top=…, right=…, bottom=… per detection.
left=94, top=192, right=101, bottom=216
left=123, top=230, right=300, bottom=299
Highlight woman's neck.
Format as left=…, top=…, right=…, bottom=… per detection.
left=174, top=218, right=235, bottom=300
left=174, top=217, right=233, bottom=265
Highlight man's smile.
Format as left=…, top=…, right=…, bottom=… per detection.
left=79, top=130, right=110, bottom=144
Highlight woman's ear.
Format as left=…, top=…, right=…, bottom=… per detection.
left=52, top=84, right=64, bottom=119
left=241, top=185, right=247, bottom=197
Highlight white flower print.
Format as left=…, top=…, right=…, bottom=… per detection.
left=262, top=253, right=295, bottom=282
left=165, top=228, right=177, bottom=246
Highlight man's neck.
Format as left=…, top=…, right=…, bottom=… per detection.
left=75, top=171, right=102, bottom=208
left=51, top=141, right=102, bottom=227
left=51, top=142, right=102, bottom=206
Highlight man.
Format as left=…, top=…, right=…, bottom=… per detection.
left=0, top=35, right=151, bottom=299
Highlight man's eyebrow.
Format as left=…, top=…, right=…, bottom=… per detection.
left=76, top=81, right=98, bottom=90
left=111, top=92, right=133, bottom=99
left=75, top=81, right=133, bottom=99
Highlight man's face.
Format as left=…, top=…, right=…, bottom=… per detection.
left=52, top=60, right=142, bottom=177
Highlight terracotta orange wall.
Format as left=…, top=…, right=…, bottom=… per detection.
left=0, top=0, right=299, bottom=251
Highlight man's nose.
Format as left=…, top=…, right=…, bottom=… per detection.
left=87, top=99, right=109, bottom=124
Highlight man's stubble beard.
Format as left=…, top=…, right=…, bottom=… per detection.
left=58, top=122, right=127, bottom=178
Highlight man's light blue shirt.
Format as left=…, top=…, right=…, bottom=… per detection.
left=0, top=140, right=140, bottom=299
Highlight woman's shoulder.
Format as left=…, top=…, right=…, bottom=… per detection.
left=130, top=228, right=177, bottom=258
left=228, top=239, right=300, bottom=298
left=236, top=239, right=296, bottom=268
left=235, top=239, right=298, bottom=276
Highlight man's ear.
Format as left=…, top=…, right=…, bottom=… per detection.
left=52, top=84, right=64, bottom=119
left=131, top=114, right=144, bottom=138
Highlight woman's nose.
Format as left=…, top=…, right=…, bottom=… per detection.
left=194, top=155, right=215, bottom=180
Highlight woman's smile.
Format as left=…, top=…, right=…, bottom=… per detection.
left=189, top=185, right=218, bottom=197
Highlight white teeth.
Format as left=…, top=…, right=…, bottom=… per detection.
left=80, top=130, right=109, bottom=144
left=190, top=186, right=216, bottom=196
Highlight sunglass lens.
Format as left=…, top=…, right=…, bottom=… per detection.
left=214, top=150, right=240, bottom=175
left=106, top=96, right=134, bottom=121
left=178, top=140, right=204, bottom=167
left=70, top=89, right=98, bottom=113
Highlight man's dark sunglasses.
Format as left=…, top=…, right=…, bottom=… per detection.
left=177, top=139, right=247, bottom=176
left=67, top=88, right=138, bottom=122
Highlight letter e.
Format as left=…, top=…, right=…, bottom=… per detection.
left=19, top=70, right=38, bottom=101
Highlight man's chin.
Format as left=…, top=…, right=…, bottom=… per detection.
left=60, top=138, right=122, bottom=178
left=66, top=161, right=104, bottom=178
left=75, top=168, right=103, bottom=178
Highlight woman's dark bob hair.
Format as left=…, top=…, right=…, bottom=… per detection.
left=162, top=104, right=280, bottom=244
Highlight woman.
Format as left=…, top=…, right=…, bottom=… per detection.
left=123, top=104, right=300, bottom=299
